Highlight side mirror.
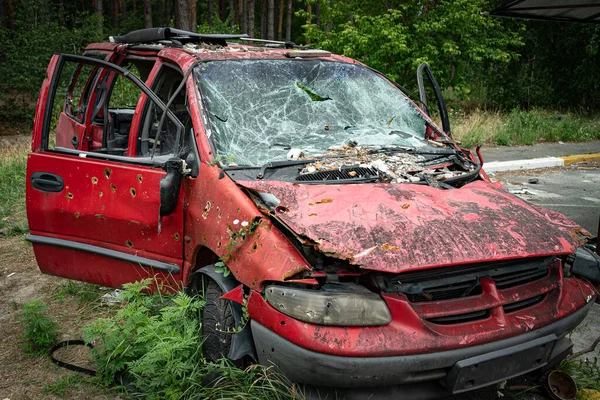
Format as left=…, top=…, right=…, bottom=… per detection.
left=417, top=63, right=451, bottom=137
left=160, top=158, right=183, bottom=216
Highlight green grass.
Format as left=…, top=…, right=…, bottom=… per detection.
left=452, top=109, right=600, bottom=148
left=0, top=140, right=28, bottom=236
left=44, top=374, right=85, bottom=396
left=53, top=281, right=105, bottom=305
left=559, top=357, right=600, bottom=395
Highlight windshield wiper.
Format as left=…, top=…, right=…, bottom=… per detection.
left=367, top=145, right=456, bottom=156
left=256, top=159, right=316, bottom=179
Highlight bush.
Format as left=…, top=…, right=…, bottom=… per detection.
left=82, top=279, right=303, bottom=399
left=19, top=300, right=59, bottom=356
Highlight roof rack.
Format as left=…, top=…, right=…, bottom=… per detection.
left=109, top=27, right=310, bottom=49
left=109, top=28, right=249, bottom=47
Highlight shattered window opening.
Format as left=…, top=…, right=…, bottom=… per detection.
left=195, top=60, right=429, bottom=167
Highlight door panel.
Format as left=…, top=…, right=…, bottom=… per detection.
left=26, top=54, right=186, bottom=288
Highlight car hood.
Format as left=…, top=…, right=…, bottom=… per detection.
left=240, top=180, right=591, bottom=274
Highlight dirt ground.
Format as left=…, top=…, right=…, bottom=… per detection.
left=0, top=235, right=117, bottom=400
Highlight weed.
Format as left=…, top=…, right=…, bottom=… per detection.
left=44, top=374, right=84, bottom=396
left=18, top=300, right=59, bottom=356
left=53, top=281, right=104, bottom=304
left=82, top=279, right=303, bottom=399
left=559, top=357, right=600, bottom=392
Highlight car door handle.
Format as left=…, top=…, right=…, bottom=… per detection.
left=30, top=172, right=64, bottom=192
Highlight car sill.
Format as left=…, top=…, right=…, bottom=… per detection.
left=26, top=234, right=181, bottom=274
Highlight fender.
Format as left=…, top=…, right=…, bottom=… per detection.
left=188, top=265, right=255, bottom=361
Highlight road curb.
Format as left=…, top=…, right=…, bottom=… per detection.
left=483, top=153, right=600, bottom=173
left=560, top=153, right=600, bottom=166
left=483, top=157, right=564, bottom=173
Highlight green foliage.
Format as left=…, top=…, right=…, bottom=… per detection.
left=305, top=0, right=523, bottom=98
left=559, top=357, right=600, bottom=392
left=82, top=279, right=303, bottom=399
left=0, top=151, right=28, bottom=236
left=53, top=281, right=104, bottom=305
left=19, top=300, right=59, bottom=356
left=44, top=374, right=85, bottom=396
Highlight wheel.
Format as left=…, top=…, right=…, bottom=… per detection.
left=187, top=274, right=236, bottom=362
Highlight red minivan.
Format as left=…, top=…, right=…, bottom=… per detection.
left=26, top=28, right=599, bottom=399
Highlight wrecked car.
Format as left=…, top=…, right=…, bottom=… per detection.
left=25, top=28, right=600, bottom=398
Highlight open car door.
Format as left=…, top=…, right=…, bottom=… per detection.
left=417, top=62, right=452, bottom=138
left=26, top=54, right=189, bottom=288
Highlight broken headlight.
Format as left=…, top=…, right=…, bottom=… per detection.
left=567, top=246, right=600, bottom=284
left=265, top=283, right=392, bottom=326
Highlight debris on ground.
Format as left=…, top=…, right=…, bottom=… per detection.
left=100, top=289, right=123, bottom=306
left=528, top=178, right=540, bottom=184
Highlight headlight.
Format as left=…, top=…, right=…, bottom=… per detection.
left=570, top=246, right=600, bottom=284
left=265, top=283, right=392, bottom=326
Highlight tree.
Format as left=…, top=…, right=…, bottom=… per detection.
left=95, top=0, right=103, bottom=28
left=208, top=0, right=214, bottom=26
left=143, top=0, right=152, bottom=28
left=277, top=0, right=283, bottom=40
left=174, top=0, right=194, bottom=31
left=267, top=0, right=274, bottom=39
left=248, top=0, right=255, bottom=36
left=285, top=0, right=291, bottom=41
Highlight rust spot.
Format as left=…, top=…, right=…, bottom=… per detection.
left=292, top=183, right=301, bottom=187
left=217, top=241, right=222, bottom=249
left=91, top=177, right=98, bottom=185
left=402, top=203, right=410, bottom=210
left=173, top=232, right=180, bottom=241
left=129, top=220, right=141, bottom=225
left=74, top=212, right=80, bottom=218
left=184, top=235, right=192, bottom=243
left=201, top=233, right=207, bottom=243
left=104, top=168, right=112, bottom=178
left=98, top=192, right=103, bottom=198
left=380, top=243, right=401, bottom=251
left=110, top=183, right=117, bottom=193
left=237, top=208, right=241, bottom=213
left=202, top=201, right=211, bottom=219
left=130, top=188, right=136, bottom=197
left=283, top=264, right=311, bottom=280
left=136, top=174, right=143, bottom=183
left=125, top=240, right=133, bottom=248
left=66, top=192, right=73, bottom=200
left=316, top=198, right=334, bottom=204
left=308, top=213, right=318, bottom=217
left=94, top=214, right=106, bottom=219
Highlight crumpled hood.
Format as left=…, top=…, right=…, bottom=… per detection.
left=241, top=180, right=590, bottom=274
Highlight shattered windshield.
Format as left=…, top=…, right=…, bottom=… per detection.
left=195, top=59, right=429, bottom=166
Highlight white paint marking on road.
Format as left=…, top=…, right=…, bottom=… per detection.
left=535, top=204, right=600, bottom=208
left=582, top=197, right=600, bottom=204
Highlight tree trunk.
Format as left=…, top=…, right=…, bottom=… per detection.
left=166, top=0, right=171, bottom=26
left=95, top=0, right=103, bottom=28
left=247, top=0, right=254, bottom=37
left=189, top=0, right=196, bottom=31
left=143, top=0, right=152, bottom=28
left=241, top=0, right=247, bottom=34
left=208, top=0, right=214, bottom=26
left=174, top=0, right=192, bottom=30
left=219, top=0, right=227, bottom=20
left=285, top=0, right=291, bottom=41
left=112, top=0, right=119, bottom=28
left=229, top=0, right=235, bottom=26
left=120, top=0, right=126, bottom=26
left=277, top=0, right=283, bottom=40
left=315, top=2, right=320, bottom=26
left=305, top=2, right=311, bottom=43
left=267, top=0, right=274, bottom=40
left=260, top=0, right=266, bottom=38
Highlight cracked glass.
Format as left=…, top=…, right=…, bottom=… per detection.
left=195, top=60, right=429, bottom=166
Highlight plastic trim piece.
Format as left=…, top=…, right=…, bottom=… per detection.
left=26, top=234, right=180, bottom=274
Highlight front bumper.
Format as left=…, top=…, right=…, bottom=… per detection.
left=252, top=300, right=593, bottom=395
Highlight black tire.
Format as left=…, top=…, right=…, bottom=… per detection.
left=193, top=277, right=236, bottom=362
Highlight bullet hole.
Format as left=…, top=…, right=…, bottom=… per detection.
left=280, top=321, right=286, bottom=325
left=91, top=177, right=98, bottom=185
left=184, top=235, right=192, bottom=243
left=275, top=205, right=288, bottom=213
left=110, top=183, right=117, bottom=192
left=130, top=188, right=136, bottom=197
left=137, top=174, right=143, bottom=183
left=173, top=232, right=180, bottom=241
left=66, top=192, right=73, bottom=200
left=98, top=192, right=103, bottom=197
left=217, top=241, right=222, bottom=248
left=125, top=240, right=133, bottom=248
left=74, top=212, right=80, bottom=218
left=104, top=168, right=112, bottom=178
left=202, top=201, right=211, bottom=219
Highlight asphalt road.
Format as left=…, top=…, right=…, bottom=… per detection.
left=492, top=163, right=600, bottom=236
